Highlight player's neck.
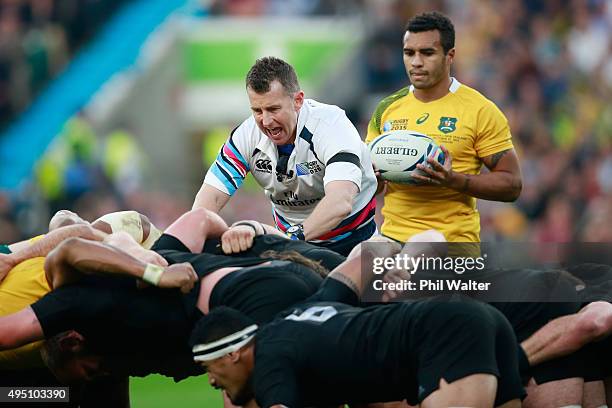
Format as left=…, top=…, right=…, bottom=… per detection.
left=412, top=76, right=452, bottom=103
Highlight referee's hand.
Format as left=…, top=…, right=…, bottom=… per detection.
left=159, top=263, right=198, bottom=293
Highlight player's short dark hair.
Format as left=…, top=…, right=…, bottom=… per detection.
left=406, top=11, right=455, bottom=54
left=190, top=307, right=257, bottom=347
left=246, top=56, right=300, bottom=95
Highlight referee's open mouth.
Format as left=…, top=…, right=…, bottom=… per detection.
left=266, top=127, right=283, bottom=138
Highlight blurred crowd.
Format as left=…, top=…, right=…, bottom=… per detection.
left=1, top=0, right=610, bottom=244
left=0, top=114, right=191, bottom=244
left=0, top=0, right=130, bottom=129
left=205, top=0, right=364, bottom=16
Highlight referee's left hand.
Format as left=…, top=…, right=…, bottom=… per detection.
left=413, top=144, right=456, bottom=187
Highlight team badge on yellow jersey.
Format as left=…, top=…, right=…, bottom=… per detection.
left=438, top=117, right=457, bottom=133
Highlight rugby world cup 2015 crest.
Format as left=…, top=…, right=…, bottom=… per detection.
left=296, top=160, right=322, bottom=176
left=438, top=117, right=457, bottom=133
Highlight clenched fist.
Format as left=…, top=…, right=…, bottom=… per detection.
left=221, top=225, right=256, bottom=254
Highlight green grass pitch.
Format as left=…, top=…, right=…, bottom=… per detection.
left=130, top=374, right=222, bottom=407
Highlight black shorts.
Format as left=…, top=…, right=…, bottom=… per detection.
left=581, top=335, right=612, bottom=381
left=151, top=233, right=191, bottom=253
left=210, top=260, right=323, bottom=324
left=397, top=298, right=525, bottom=405
left=529, top=349, right=588, bottom=385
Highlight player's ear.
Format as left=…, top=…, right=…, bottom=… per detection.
left=446, top=48, right=455, bottom=64
left=293, top=90, right=304, bottom=111
left=58, top=330, right=86, bottom=353
left=228, top=350, right=241, bottom=364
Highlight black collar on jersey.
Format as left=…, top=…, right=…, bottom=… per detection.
left=276, top=154, right=292, bottom=178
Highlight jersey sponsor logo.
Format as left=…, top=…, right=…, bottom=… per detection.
left=383, top=119, right=410, bottom=131
left=270, top=196, right=322, bottom=207
left=416, top=113, right=430, bottom=124
left=295, top=160, right=322, bottom=176
left=438, top=117, right=457, bottom=133
left=255, top=159, right=273, bottom=173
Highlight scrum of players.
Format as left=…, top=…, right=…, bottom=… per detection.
left=0, top=207, right=611, bottom=408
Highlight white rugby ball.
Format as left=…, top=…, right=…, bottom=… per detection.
left=368, top=130, right=445, bottom=184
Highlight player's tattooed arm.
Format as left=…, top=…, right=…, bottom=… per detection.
left=482, top=148, right=511, bottom=170
left=461, top=147, right=522, bottom=201
left=460, top=174, right=471, bottom=192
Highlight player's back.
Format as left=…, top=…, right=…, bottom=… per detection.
left=202, top=234, right=346, bottom=271
left=254, top=301, right=418, bottom=405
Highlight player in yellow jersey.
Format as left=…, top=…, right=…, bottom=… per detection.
left=0, top=210, right=164, bottom=370
left=366, top=11, right=522, bottom=243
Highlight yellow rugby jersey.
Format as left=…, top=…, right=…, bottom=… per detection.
left=0, top=225, right=161, bottom=369
left=0, top=256, right=49, bottom=369
left=366, top=78, right=514, bottom=242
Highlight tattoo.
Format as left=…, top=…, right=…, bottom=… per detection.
left=330, top=272, right=360, bottom=295
left=461, top=174, right=471, bottom=192
left=485, top=149, right=510, bottom=169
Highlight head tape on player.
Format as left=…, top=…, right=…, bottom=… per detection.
left=192, top=324, right=258, bottom=362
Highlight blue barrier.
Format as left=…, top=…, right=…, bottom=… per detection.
left=0, top=0, right=187, bottom=190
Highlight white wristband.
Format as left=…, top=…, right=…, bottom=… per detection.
left=143, top=263, right=164, bottom=286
